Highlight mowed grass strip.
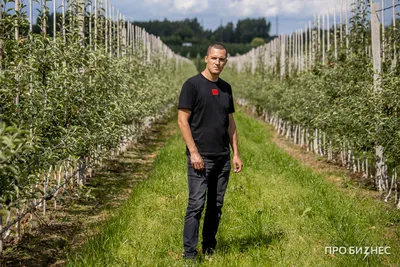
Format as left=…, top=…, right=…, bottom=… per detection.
left=67, top=111, right=400, bottom=267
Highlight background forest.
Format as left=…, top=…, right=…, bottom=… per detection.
left=25, top=12, right=274, bottom=67
left=131, top=17, right=274, bottom=57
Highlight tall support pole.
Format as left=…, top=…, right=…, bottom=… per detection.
left=305, top=24, right=308, bottom=71
left=313, top=25, right=317, bottom=66
left=371, top=2, right=386, bottom=193
left=275, top=38, right=278, bottom=75
left=127, top=19, right=130, bottom=55
left=317, top=14, right=321, bottom=55
left=327, top=10, right=330, bottom=52
left=393, top=0, right=396, bottom=67
left=296, top=31, right=299, bottom=72
left=290, top=34, right=293, bottom=74
left=29, top=0, right=33, bottom=33
left=280, top=35, right=286, bottom=79
left=300, top=28, right=304, bottom=72
left=345, top=0, right=349, bottom=54
left=134, top=25, right=137, bottom=50
left=294, top=30, right=297, bottom=71
left=292, top=34, right=296, bottom=74
left=77, top=0, right=85, bottom=47
left=89, top=0, right=92, bottom=49
left=309, top=21, right=312, bottom=66
left=290, top=34, right=292, bottom=76
left=105, top=0, right=108, bottom=53
left=14, top=1, right=19, bottom=117
left=62, top=0, right=65, bottom=40
left=53, top=0, right=56, bottom=41
left=15, top=0, right=19, bottom=41
left=123, top=15, right=127, bottom=56
left=340, top=0, right=343, bottom=46
left=334, top=6, right=338, bottom=60
left=296, top=30, right=299, bottom=71
left=126, top=20, right=129, bottom=56
left=117, top=9, right=120, bottom=58
left=297, top=29, right=301, bottom=72
left=382, top=0, right=385, bottom=61
left=128, top=22, right=131, bottom=54
left=139, top=26, right=142, bottom=51
left=94, top=0, right=97, bottom=50
left=110, top=4, right=113, bottom=57
left=322, top=14, right=325, bottom=64
left=65, top=0, right=72, bottom=33
left=122, top=14, right=125, bottom=56
left=131, top=24, right=134, bottom=53
left=297, top=31, right=299, bottom=71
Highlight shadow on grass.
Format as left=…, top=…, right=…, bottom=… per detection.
left=0, top=118, right=177, bottom=267
left=218, top=230, right=285, bottom=253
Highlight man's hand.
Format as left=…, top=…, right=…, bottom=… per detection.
left=232, top=155, right=243, bottom=173
left=190, top=151, right=204, bottom=171
left=178, top=109, right=203, bottom=171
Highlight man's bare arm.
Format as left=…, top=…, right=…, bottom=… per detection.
left=178, top=109, right=204, bottom=170
left=228, top=114, right=242, bottom=173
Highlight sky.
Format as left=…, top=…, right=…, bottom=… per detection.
left=11, top=0, right=400, bottom=37
left=111, top=0, right=347, bottom=35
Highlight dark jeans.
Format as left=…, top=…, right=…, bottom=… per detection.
left=183, top=155, right=231, bottom=257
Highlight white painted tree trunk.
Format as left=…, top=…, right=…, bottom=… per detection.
left=313, top=128, right=319, bottom=154
left=321, top=131, right=326, bottom=156
left=341, top=142, right=346, bottom=166
left=328, top=139, right=333, bottom=161
left=286, top=122, right=291, bottom=139
left=385, top=167, right=397, bottom=202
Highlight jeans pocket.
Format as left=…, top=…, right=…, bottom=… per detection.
left=222, top=157, right=231, bottom=172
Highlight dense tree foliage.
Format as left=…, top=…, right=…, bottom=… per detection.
left=224, top=0, right=400, bottom=200
left=0, top=4, right=196, bottom=219
left=133, top=17, right=274, bottom=56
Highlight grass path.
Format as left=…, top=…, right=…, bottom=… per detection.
left=68, top=110, right=400, bottom=267
left=1, top=117, right=178, bottom=267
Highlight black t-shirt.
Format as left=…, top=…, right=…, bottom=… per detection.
left=178, top=73, right=235, bottom=156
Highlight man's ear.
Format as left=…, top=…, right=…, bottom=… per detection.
left=204, top=55, right=208, bottom=63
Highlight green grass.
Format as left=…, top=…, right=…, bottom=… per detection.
left=67, top=110, right=400, bottom=267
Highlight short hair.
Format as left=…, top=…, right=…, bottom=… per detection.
left=207, top=42, right=228, bottom=57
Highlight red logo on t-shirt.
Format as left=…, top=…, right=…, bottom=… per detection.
left=212, top=89, right=219, bottom=95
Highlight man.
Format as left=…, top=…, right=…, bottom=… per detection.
left=177, top=42, right=242, bottom=259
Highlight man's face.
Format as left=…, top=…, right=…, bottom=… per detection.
left=205, top=47, right=228, bottom=76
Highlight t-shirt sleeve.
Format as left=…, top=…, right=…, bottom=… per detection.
left=228, top=85, right=235, bottom=114
left=178, top=81, right=196, bottom=110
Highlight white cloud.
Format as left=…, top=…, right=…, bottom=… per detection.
left=113, top=0, right=355, bottom=33
left=226, top=0, right=344, bottom=17
left=129, top=0, right=345, bottom=18
left=141, top=0, right=174, bottom=12
left=173, top=0, right=208, bottom=13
